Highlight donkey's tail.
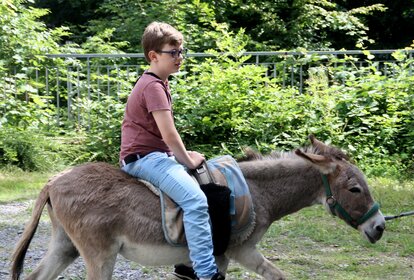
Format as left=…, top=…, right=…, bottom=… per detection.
left=10, top=182, right=51, bottom=280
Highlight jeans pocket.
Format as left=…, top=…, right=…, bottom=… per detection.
left=121, top=160, right=142, bottom=177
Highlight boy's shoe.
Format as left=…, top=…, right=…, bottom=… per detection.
left=199, top=272, right=226, bottom=280
left=210, top=272, right=225, bottom=280
left=172, top=264, right=197, bottom=280
left=172, top=265, right=225, bottom=280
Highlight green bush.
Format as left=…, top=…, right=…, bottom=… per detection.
left=80, top=94, right=124, bottom=164
left=1, top=15, right=413, bottom=176
left=0, top=128, right=59, bottom=171
left=172, top=40, right=413, bottom=176
left=327, top=52, right=414, bottom=173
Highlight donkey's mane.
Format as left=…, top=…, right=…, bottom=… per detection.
left=238, top=144, right=349, bottom=162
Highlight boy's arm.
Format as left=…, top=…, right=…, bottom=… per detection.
left=152, top=110, right=204, bottom=169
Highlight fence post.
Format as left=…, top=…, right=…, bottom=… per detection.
left=87, top=56, right=91, bottom=130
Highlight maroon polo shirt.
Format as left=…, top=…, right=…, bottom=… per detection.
left=120, top=72, right=173, bottom=163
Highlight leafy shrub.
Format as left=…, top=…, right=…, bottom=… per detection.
left=172, top=40, right=413, bottom=176
left=0, top=128, right=59, bottom=171
left=1, top=10, right=413, bottom=177
left=328, top=52, right=414, bottom=169
left=79, top=94, right=124, bottom=164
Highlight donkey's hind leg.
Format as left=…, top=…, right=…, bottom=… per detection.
left=67, top=228, right=121, bottom=280
left=26, top=224, right=79, bottom=280
left=76, top=242, right=119, bottom=280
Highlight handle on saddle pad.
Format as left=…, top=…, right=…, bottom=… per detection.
left=191, top=160, right=216, bottom=186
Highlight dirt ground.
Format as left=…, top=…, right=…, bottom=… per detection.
left=0, top=201, right=255, bottom=280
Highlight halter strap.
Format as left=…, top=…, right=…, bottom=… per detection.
left=321, top=174, right=380, bottom=229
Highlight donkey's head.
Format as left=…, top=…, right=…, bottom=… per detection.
left=295, top=135, right=385, bottom=243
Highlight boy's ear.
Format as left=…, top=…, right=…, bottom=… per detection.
left=148, top=50, right=158, bottom=62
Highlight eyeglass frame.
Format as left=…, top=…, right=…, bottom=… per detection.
left=157, top=48, right=188, bottom=58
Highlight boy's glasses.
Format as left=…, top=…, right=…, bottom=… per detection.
left=158, top=48, right=188, bottom=58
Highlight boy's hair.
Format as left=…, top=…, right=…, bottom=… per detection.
left=142, top=22, right=183, bottom=63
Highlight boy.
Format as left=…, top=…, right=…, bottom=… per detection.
left=120, top=22, right=224, bottom=280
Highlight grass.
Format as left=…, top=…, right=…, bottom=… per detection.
left=1, top=168, right=413, bottom=279
left=0, top=166, right=53, bottom=203
left=259, top=209, right=414, bottom=279
left=257, top=177, right=414, bottom=279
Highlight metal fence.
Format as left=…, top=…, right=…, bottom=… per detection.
left=3, top=49, right=414, bottom=129
left=43, top=49, right=414, bottom=96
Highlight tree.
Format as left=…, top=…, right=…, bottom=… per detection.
left=208, top=0, right=386, bottom=50
left=33, top=0, right=389, bottom=51
left=1, top=0, right=66, bottom=69
left=86, top=0, right=223, bottom=52
left=33, top=0, right=104, bottom=43
left=337, top=0, right=414, bottom=49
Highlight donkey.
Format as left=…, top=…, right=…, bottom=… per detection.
left=11, top=136, right=385, bottom=280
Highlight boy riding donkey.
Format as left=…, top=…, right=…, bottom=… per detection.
left=120, top=22, right=224, bottom=280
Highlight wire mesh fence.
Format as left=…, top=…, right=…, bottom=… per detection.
left=2, top=49, right=413, bottom=129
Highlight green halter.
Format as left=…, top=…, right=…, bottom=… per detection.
left=321, top=174, right=380, bottom=229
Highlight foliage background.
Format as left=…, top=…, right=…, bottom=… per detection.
left=1, top=3, right=412, bottom=279
left=0, top=0, right=413, bottom=179
left=33, top=0, right=414, bottom=51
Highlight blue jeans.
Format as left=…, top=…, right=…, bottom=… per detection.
left=121, top=152, right=217, bottom=278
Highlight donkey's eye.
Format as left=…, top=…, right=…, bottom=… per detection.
left=349, top=187, right=361, bottom=193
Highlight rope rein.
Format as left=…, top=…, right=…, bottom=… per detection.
left=384, top=210, right=414, bottom=221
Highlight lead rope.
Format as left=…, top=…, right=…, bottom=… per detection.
left=384, top=210, right=414, bottom=221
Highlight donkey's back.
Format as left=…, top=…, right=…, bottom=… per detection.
left=49, top=162, right=167, bottom=244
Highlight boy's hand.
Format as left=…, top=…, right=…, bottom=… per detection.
left=187, top=151, right=205, bottom=169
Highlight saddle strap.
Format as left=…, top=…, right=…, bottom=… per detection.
left=189, top=160, right=216, bottom=186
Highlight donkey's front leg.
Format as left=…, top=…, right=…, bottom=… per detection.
left=228, top=245, right=285, bottom=280
left=215, top=254, right=230, bottom=275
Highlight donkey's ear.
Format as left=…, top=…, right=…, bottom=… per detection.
left=308, top=134, right=349, bottom=160
left=309, top=135, right=330, bottom=153
left=295, top=149, right=338, bottom=174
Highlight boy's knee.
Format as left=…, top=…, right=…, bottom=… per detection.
left=195, top=191, right=209, bottom=207
left=186, top=191, right=208, bottom=211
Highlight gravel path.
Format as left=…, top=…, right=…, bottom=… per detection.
left=0, top=201, right=253, bottom=280
left=0, top=201, right=176, bottom=279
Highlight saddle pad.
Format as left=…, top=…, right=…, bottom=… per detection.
left=156, top=155, right=255, bottom=246
left=207, top=155, right=255, bottom=234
